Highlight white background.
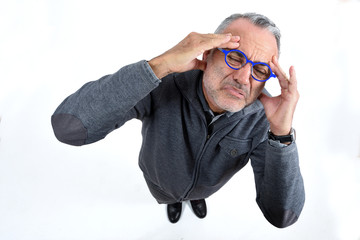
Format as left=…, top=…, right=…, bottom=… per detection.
left=1, top=0, right=360, bottom=239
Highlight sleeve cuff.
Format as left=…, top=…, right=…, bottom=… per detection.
left=143, top=60, right=162, bottom=85
left=268, top=139, right=293, bottom=148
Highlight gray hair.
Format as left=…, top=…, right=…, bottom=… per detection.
left=215, top=13, right=281, bottom=54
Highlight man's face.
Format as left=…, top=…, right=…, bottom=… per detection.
left=202, top=18, right=278, bottom=113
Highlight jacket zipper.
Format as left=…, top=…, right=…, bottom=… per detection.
left=180, top=127, right=211, bottom=201
left=180, top=119, right=235, bottom=201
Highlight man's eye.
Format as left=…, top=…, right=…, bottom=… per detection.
left=228, top=56, right=242, bottom=62
left=253, top=65, right=271, bottom=79
left=255, top=68, right=266, bottom=75
left=227, top=54, right=245, bottom=65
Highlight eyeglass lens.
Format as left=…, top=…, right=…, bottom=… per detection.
left=226, top=51, right=271, bottom=81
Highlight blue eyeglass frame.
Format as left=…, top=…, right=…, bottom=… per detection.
left=217, top=48, right=276, bottom=82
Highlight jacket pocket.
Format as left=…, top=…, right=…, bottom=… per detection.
left=218, top=136, right=252, bottom=159
left=197, top=136, right=252, bottom=188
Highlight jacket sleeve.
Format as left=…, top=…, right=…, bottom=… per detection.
left=51, top=60, right=161, bottom=146
left=250, top=139, right=305, bottom=228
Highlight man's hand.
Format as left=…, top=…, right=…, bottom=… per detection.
left=149, top=32, right=240, bottom=79
left=258, top=56, right=300, bottom=136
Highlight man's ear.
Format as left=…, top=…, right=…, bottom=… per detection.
left=202, top=50, right=211, bottom=62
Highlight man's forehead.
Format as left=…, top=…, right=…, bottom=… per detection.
left=224, top=18, right=266, bottom=35
left=223, top=18, right=278, bottom=58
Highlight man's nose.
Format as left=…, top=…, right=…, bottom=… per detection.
left=232, top=63, right=252, bottom=84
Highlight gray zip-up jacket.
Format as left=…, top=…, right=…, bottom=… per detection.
left=51, top=60, right=305, bottom=228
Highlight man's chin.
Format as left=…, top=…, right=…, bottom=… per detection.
left=218, top=100, right=247, bottom=113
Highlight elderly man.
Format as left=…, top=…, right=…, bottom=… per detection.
left=51, top=13, right=305, bottom=227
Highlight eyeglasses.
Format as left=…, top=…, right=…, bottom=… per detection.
left=218, top=48, right=276, bottom=82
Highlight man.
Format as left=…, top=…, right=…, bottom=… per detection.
left=51, top=13, right=305, bottom=228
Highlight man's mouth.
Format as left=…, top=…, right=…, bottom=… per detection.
left=222, top=85, right=246, bottom=100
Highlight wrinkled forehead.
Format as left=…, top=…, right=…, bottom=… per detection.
left=223, top=19, right=278, bottom=60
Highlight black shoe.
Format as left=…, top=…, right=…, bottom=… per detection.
left=190, top=199, right=207, bottom=219
left=167, top=202, right=182, bottom=223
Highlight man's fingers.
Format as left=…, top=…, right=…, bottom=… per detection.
left=216, top=34, right=240, bottom=49
left=288, top=65, right=298, bottom=92
left=200, top=33, right=240, bottom=50
left=270, top=56, right=289, bottom=90
left=219, top=37, right=240, bottom=49
left=289, top=66, right=297, bottom=83
left=269, top=56, right=299, bottom=106
left=149, top=32, right=240, bottom=77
